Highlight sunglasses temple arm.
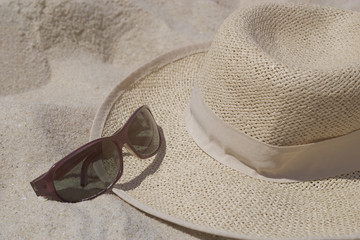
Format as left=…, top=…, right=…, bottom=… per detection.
left=80, top=152, right=97, bottom=187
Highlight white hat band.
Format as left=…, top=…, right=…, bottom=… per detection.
left=186, top=84, right=360, bottom=182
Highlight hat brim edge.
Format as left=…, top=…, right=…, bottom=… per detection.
left=89, top=42, right=360, bottom=240
left=90, top=42, right=211, bottom=141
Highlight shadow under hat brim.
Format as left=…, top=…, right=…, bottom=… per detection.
left=90, top=43, right=360, bottom=240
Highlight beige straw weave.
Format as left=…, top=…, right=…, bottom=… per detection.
left=198, top=3, right=360, bottom=146
left=91, top=3, right=360, bottom=239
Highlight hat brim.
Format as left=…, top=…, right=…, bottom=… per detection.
left=90, top=43, right=360, bottom=240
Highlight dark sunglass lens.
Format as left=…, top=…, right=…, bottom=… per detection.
left=53, top=140, right=121, bottom=202
left=127, top=108, right=160, bottom=157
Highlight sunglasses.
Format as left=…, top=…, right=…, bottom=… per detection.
left=30, top=106, right=161, bottom=202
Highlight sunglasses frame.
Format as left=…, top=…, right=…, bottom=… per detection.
left=30, top=105, right=161, bottom=202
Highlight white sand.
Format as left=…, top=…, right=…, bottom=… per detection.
left=1, top=0, right=360, bottom=239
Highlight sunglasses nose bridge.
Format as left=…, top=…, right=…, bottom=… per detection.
left=123, top=143, right=139, bottom=157
left=113, top=138, right=125, bottom=155
left=113, top=127, right=127, bottom=144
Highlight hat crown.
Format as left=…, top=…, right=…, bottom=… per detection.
left=197, top=3, right=360, bottom=146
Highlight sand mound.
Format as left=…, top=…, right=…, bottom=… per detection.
left=0, top=3, right=50, bottom=96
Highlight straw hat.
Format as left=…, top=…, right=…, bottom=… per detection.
left=90, top=3, right=360, bottom=239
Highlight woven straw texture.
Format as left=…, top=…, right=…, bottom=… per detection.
left=198, top=3, right=360, bottom=146
left=95, top=3, right=360, bottom=239
left=100, top=51, right=360, bottom=239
